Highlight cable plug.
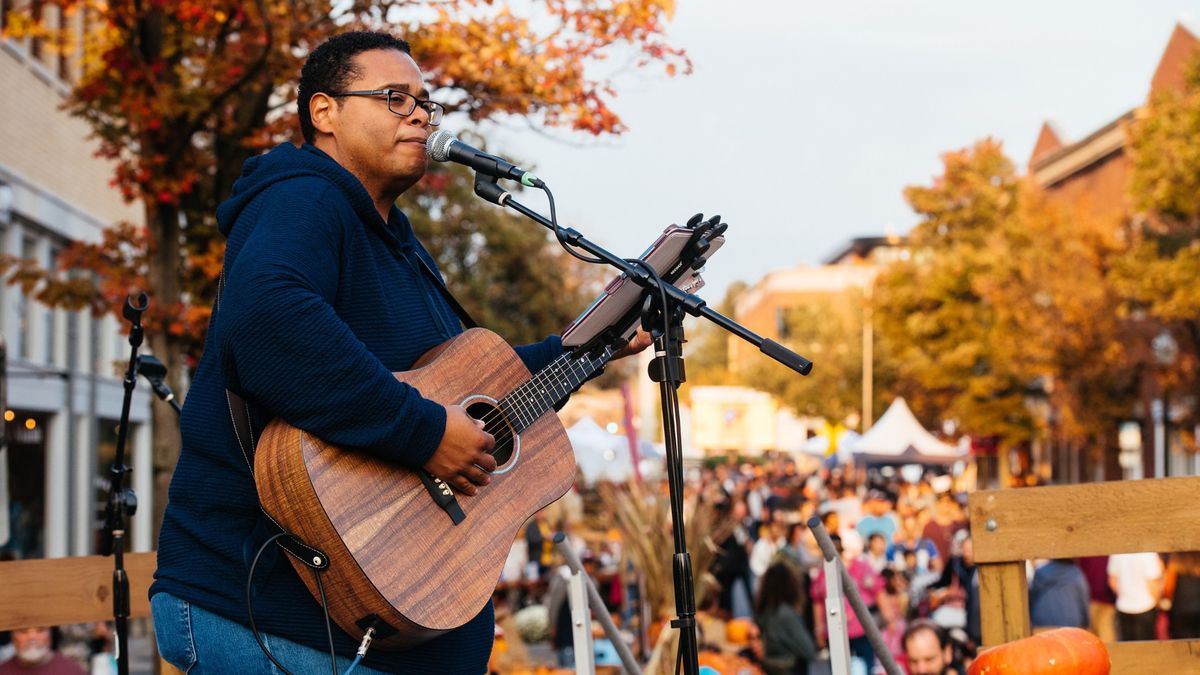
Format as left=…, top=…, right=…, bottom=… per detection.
left=356, top=627, right=376, bottom=658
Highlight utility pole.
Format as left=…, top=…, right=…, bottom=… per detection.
left=862, top=282, right=874, bottom=432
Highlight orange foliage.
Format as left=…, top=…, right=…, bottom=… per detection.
left=1, top=0, right=690, bottom=365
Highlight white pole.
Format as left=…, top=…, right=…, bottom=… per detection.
left=568, top=566, right=596, bottom=675
left=824, top=556, right=852, bottom=675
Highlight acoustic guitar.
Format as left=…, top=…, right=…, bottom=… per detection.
left=253, top=327, right=616, bottom=650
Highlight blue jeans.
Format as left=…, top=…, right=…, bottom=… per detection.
left=152, top=592, right=392, bottom=674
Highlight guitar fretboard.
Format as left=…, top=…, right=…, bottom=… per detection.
left=500, top=346, right=616, bottom=432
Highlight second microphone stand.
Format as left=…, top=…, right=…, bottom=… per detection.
left=105, top=293, right=149, bottom=675
left=473, top=173, right=813, bottom=675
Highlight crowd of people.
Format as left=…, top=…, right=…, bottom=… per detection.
left=698, top=457, right=1200, bottom=674
left=699, top=459, right=977, bottom=675
left=501, top=454, right=1200, bottom=674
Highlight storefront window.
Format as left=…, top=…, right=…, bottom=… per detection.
left=2, top=412, right=47, bottom=560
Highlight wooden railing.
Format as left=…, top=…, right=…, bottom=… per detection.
left=0, top=551, right=181, bottom=674
left=969, top=476, right=1200, bottom=674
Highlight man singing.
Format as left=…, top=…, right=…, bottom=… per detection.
left=150, top=31, right=648, bottom=674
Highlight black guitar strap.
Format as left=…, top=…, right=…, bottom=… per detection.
left=214, top=268, right=329, bottom=570
left=409, top=250, right=479, bottom=330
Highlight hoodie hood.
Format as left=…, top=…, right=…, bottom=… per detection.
left=216, top=143, right=413, bottom=248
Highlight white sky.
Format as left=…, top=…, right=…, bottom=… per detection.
left=461, top=1, right=1198, bottom=301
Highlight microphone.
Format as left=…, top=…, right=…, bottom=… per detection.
left=426, top=130, right=544, bottom=188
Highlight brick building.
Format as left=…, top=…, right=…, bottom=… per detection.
left=1027, top=23, right=1200, bottom=482
left=1, top=8, right=153, bottom=560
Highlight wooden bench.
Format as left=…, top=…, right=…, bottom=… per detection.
left=0, top=552, right=181, bottom=674
left=969, top=476, right=1200, bottom=674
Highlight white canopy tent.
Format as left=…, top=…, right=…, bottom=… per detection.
left=852, top=397, right=966, bottom=465
left=566, top=416, right=661, bottom=484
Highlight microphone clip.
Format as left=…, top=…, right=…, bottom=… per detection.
left=473, top=172, right=510, bottom=206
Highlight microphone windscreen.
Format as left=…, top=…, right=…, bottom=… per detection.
left=426, top=129, right=456, bottom=162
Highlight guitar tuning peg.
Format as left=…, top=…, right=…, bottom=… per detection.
left=686, top=213, right=704, bottom=228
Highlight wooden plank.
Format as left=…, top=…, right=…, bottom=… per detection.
left=1106, top=640, right=1200, bottom=674
left=0, top=552, right=156, bottom=630
left=978, top=561, right=1030, bottom=647
left=969, top=476, right=1200, bottom=563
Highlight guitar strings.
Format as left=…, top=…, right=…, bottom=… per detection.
left=465, top=348, right=611, bottom=461
left=470, top=349, right=603, bottom=432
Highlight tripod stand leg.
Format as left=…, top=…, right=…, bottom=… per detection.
left=567, top=567, right=596, bottom=675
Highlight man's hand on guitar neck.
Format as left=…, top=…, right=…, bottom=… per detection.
left=612, top=328, right=654, bottom=361
left=424, top=405, right=497, bottom=496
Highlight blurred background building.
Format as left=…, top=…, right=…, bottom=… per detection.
left=0, top=7, right=152, bottom=560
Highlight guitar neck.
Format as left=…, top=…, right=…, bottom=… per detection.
left=500, top=345, right=617, bottom=432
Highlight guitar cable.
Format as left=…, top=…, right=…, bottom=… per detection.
left=248, top=531, right=361, bottom=675
left=536, top=183, right=674, bottom=351
left=536, top=184, right=686, bottom=675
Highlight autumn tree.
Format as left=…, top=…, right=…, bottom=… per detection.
left=980, top=185, right=1139, bottom=477
left=746, top=290, right=872, bottom=425
left=873, top=140, right=1036, bottom=446
left=1113, top=54, right=1200, bottom=434
left=1, top=0, right=689, bottom=540
left=681, top=280, right=745, bottom=391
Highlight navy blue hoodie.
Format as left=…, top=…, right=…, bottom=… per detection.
left=151, top=143, right=562, bottom=672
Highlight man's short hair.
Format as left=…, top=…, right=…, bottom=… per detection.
left=298, top=31, right=412, bottom=144
left=903, top=619, right=949, bottom=651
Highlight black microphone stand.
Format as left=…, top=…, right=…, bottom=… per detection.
left=104, top=292, right=148, bottom=675
left=472, top=173, right=812, bottom=675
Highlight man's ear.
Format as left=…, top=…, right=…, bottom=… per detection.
left=310, top=92, right=338, bottom=136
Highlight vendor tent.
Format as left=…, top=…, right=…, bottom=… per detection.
left=566, top=416, right=660, bottom=484
left=852, top=398, right=965, bottom=465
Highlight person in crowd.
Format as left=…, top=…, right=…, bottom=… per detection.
left=0, top=627, right=85, bottom=675
left=714, top=499, right=755, bottom=619
left=1029, top=559, right=1090, bottom=631
left=1077, top=555, right=1117, bottom=642
left=922, top=492, right=967, bottom=564
left=865, top=532, right=890, bottom=573
left=525, top=511, right=554, bottom=581
left=1108, top=551, right=1164, bottom=641
left=890, top=514, right=942, bottom=574
left=1162, top=551, right=1200, bottom=639
left=857, top=489, right=899, bottom=544
left=928, top=530, right=979, bottom=647
left=754, top=563, right=817, bottom=675
left=902, top=620, right=964, bottom=675
left=750, top=520, right=787, bottom=591
left=878, top=568, right=910, bottom=669
left=779, top=521, right=820, bottom=577
left=821, top=506, right=863, bottom=561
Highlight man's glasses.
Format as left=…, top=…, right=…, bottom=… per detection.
left=328, top=89, right=445, bottom=126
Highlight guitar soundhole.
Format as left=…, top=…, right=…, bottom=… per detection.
left=466, top=401, right=517, bottom=468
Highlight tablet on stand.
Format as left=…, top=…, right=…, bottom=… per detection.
left=561, top=221, right=725, bottom=356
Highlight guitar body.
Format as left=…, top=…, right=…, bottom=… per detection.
left=254, top=328, right=576, bottom=650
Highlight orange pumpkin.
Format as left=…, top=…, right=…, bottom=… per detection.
left=725, top=617, right=756, bottom=644
left=969, top=628, right=1110, bottom=675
